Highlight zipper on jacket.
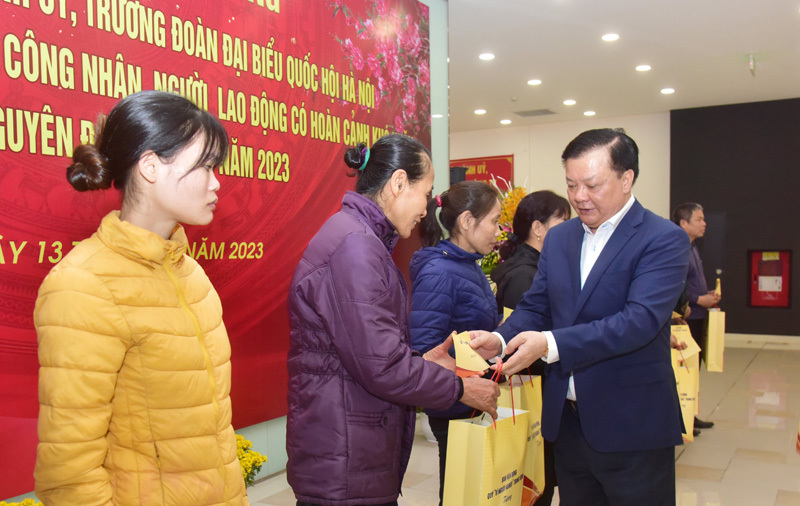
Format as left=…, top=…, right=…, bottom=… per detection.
left=163, top=253, right=233, bottom=504
left=154, top=441, right=166, bottom=505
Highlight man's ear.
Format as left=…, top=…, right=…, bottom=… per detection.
left=621, top=169, right=634, bottom=193
left=137, top=151, right=159, bottom=184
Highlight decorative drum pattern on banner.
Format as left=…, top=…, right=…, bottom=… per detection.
left=0, top=0, right=431, bottom=498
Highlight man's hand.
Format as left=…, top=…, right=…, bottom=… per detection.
left=422, top=332, right=456, bottom=372
left=670, top=332, right=688, bottom=350
left=497, top=331, right=548, bottom=376
left=468, top=330, right=502, bottom=360
left=697, top=292, right=721, bottom=308
left=459, top=376, right=500, bottom=419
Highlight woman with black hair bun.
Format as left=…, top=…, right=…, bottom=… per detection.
left=409, top=180, right=503, bottom=505
left=287, top=134, right=500, bottom=506
left=34, top=90, right=249, bottom=504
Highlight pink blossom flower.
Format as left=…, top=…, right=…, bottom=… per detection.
left=377, top=40, right=397, bottom=62
left=394, top=115, right=404, bottom=133
left=399, top=19, right=422, bottom=57
left=388, top=58, right=403, bottom=83
left=345, top=13, right=360, bottom=28
left=366, top=54, right=382, bottom=76
left=420, top=4, right=429, bottom=22
left=376, top=75, right=388, bottom=105
left=403, top=92, right=416, bottom=114
left=376, top=0, right=389, bottom=17
left=418, top=61, right=430, bottom=86
left=406, top=78, right=416, bottom=100
left=358, top=18, right=374, bottom=40
left=342, top=38, right=365, bottom=70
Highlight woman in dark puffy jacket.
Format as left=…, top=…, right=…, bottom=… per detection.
left=490, top=189, right=570, bottom=506
left=409, top=180, right=503, bottom=505
left=287, top=135, right=500, bottom=506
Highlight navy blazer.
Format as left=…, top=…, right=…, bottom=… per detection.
left=497, top=199, right=690, bottom=453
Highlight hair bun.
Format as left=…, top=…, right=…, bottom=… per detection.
left=344, top=142, right=367, bottom=170
left=67, top=144, right=112, bottom=191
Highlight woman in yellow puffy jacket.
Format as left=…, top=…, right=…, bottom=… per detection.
left=33, top=91, right=249, bottom=505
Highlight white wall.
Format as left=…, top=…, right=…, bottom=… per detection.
left=450, top=112, right=672, bottom=219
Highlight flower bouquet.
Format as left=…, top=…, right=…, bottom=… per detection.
left=480, top=177, right=528, bottom=275
left=237, top=434, right=268, bottom=487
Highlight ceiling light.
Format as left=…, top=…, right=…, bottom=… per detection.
left=474, top=109, right=487, bottom=115
left=563, top=99, right=576, bottom=106
left=661, top=88, right=675, bottom=94
left=432, top=114, right=443, bottom=119
left=527, top=79, right=542, bottom=86
left=500, top=119, right=512, bottom=125
left=584, top=111, right=596, bottom=116
left=601, top=33, right=619, bottom=42
left=479, top=53, right=495, bottom=61
left=636, top=65, right=651, bottom=72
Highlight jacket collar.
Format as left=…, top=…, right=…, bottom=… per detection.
left=514, top=242, right=540, bottom=263
left=570, top=199, right=645, bottom=320
left=96, top=211, right=189, bottom=268
left=437, top=239, right=485, bottom=263
left=341, top=191, right=399, bottom=253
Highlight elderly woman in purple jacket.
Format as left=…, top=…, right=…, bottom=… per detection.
left=287, top=134, right=500, bottom=506
left=409, top=181, right=503, bottom=504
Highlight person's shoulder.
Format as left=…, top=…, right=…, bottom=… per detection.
left=306, top=211, right=382, bottom=260
left=413, top=248, right=459, bottom=280
left=640, top=207, right=685, bottom=236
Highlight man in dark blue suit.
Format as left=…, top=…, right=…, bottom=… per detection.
left=471, top=128, right=689, bottom=505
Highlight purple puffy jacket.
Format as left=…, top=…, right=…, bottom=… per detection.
left=287, top=192, right=461, bottom=505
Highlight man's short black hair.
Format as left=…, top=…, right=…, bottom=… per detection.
left=562, top=128, right=639, bottom=183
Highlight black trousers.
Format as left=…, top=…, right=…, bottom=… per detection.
left=687, top=317, right=708, bottom=362
left=429, top=416, right=450, bottom=506
left=554, top=402, right=675, bottom=506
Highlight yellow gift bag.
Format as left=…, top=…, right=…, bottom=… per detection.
left=498, top=375, right=544, bottom=505
left=443, top=407, right=529, bottom=506
left=704, top=310, right=725, bottom=372
left=671, top=325, right=700, bottom=442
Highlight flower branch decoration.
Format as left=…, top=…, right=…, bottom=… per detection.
left=330, top=0, right=431, bottom=136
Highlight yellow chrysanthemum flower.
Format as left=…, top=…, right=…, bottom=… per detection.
left=236, top=434, right=268, bottom=487
left=481, top=182, right=528, bottom=274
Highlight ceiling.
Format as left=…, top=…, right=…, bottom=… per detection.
left=446, top=0, right=800, bottom=132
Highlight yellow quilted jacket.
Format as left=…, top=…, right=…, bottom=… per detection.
left=34, top=211, right=248, bottom=506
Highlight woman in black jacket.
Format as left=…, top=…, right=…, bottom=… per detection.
left=492, top=190, right=571, bottom=311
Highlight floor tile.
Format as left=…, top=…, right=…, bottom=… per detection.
left=776, top=489, right=800, bottom=506
left=676, top=464, right=725, bottom=482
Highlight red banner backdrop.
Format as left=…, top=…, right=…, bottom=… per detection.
left=0, top=0, right=430, bottom=497
left=450, top=155, right=514, bottom=190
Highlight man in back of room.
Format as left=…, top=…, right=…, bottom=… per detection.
left=673, top=202, right=720, bottom=431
